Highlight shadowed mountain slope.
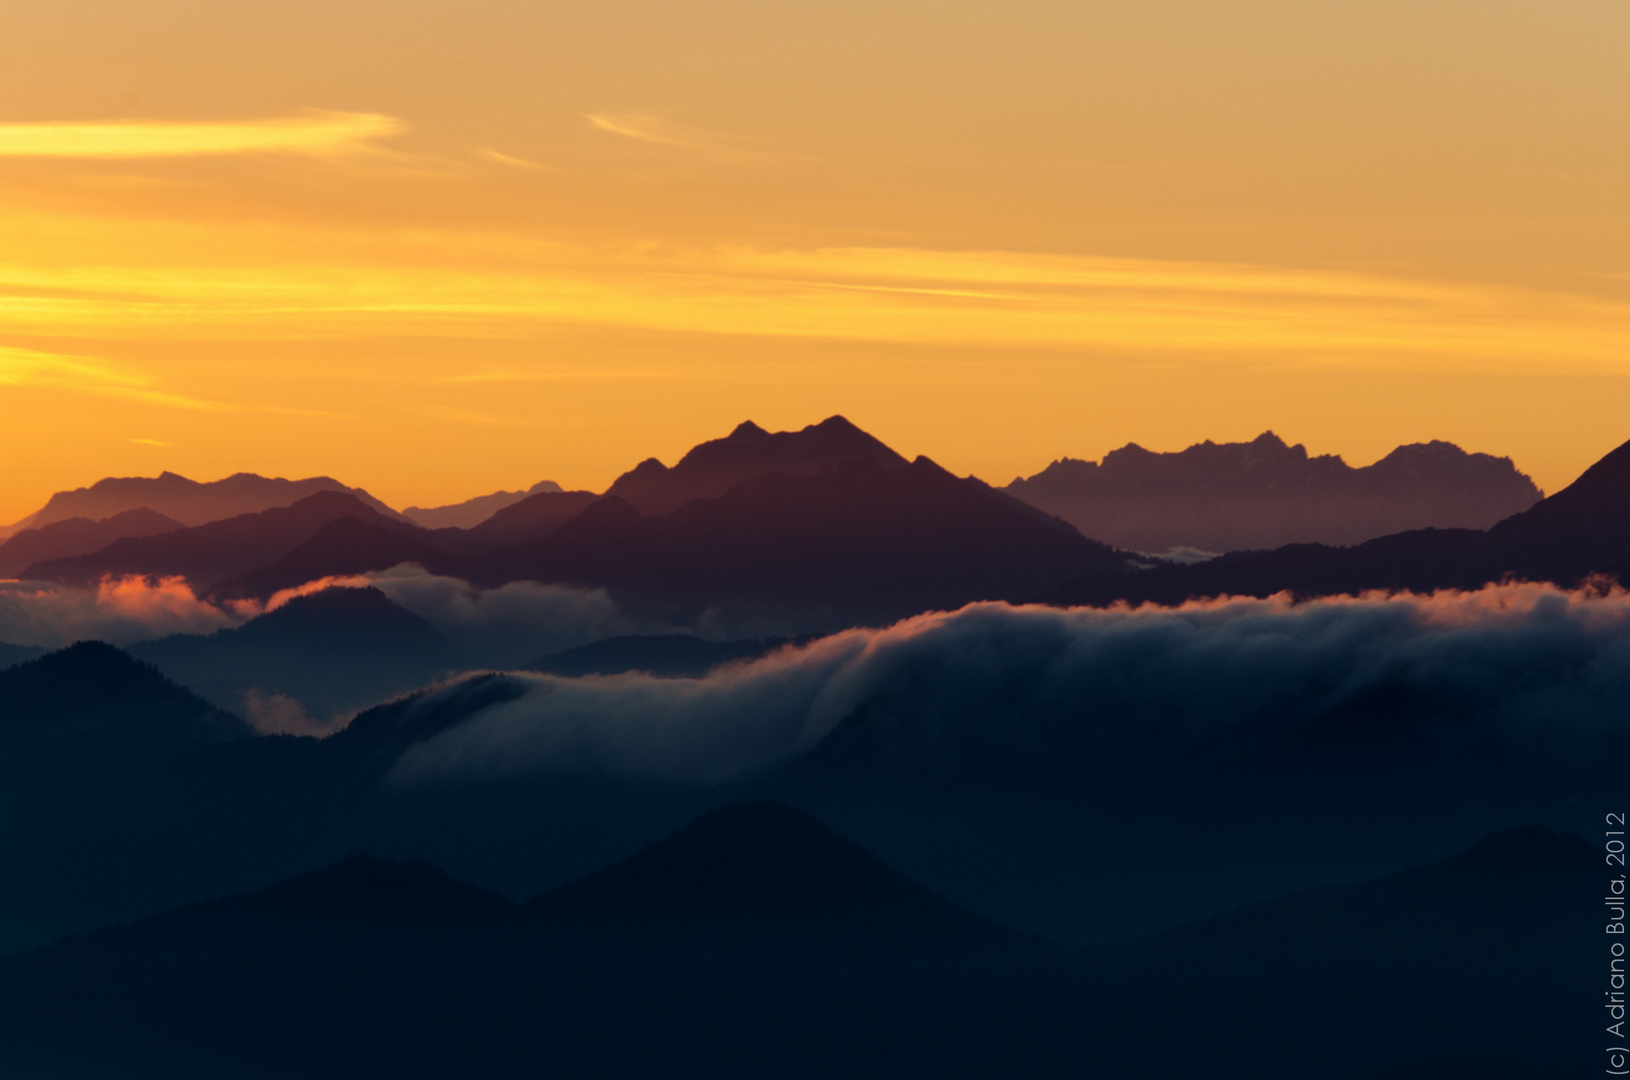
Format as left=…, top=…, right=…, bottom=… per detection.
left=1009, top=431, right=1540, bottom=553
left=401, top=480, right=563, bottom=530
left=530, top=801, right=1020, bottom=938
left=219, top=517, right=448, bottom=600
left=0, top=509, right=182, bottom=578
left=0, top=641, right=250, bottom=753
left=605, top=415, right=910, bottom=517
left=464, top=489, right=601, bottom=545
left=20, top=471, right=403, bottom=530
left=22, top=492, right=422, bottom=592
left=477, top=456, right=1127, bottom=624
left=251, top=854, right=517, bottom=923
left=130, top=587, right=467, bottom=724
left=0, top=814, right=1591, bottom=1080
left=1486, top=434, right=1630, bottom=578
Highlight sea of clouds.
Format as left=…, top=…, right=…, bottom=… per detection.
left=388, top=581, right=1630, bottom=786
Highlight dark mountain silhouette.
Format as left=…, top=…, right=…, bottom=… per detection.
left=605, top=415, right=910, bottom=516
left=1041, top=434, right=1630, bottom=606
left=252, top=854, right=516, bottom=923
left=219, top=516, right=447, bottom=600
left=1008, top=431, right=1541, bottom=553
left=0, top=643, right=44, bottom=670
left=211, top=492, right=606, bottom=598
left=12, top=420, right=1121, bottom=619
left=529, top=634, right=796, bottom=677
left=17, top=470, right=403, bottom=531
left=130, top=587, right=468, bottom=724
left=22, top=491, right=419, bottom=592
left=463, top=489, right=601, bottom=545
left=1485, top=434, right=1630, bottom=579
left=0, top=641, right=250, bottom=753
left=0, top=815, right=1590, bottom=1079
left=0, top=508, right=182, bottom=578
left=475, top=455, right=1128, bottom=625
left=1069, top=824, right=1597, bottom=1078
left=401, top=480, right=563, bottom=530
left=530, top=801, right=1019, bottom=938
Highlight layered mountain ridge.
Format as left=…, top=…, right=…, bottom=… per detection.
left=0, top=804, right=1593, bottom=1078
left=1008, top=430, right=1542, bottom=553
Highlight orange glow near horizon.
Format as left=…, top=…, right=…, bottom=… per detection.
left=2, top=0, right=1629, bottom=523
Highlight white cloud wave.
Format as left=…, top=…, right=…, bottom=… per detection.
left=389, top=582, right=1630, bottom=786
left=0, top=575, right=250, bottom=648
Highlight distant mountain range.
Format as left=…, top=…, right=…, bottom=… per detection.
left=0, top=508, right=181, bottom=578
left=2, top=470, right=402, bottom=539
left=1007, top=431, right=1542, bottom=553
left=0, top=803, right=1594, bottom=1078
left=14, top=418, right=1127, bottom=627
left=22, top=490, right=419, bottom=591
left=401, top=480, right=563, bottom=530
left=1042, top=434, right=1630, bottom=606
left=4, top=419, right=1627, bottom=625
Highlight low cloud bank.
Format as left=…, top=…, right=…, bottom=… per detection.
left=0, top=565, right=675, bottom=664
left=0, top=576, right=249, bottom=648
left=270, top=565, right=680, bottom=668
left=390, top=582, right=1630, bottom=786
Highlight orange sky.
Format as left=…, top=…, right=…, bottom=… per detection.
left=2, top=0, right=1628, bottom=522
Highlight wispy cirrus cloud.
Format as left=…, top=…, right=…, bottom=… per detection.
left=585, top=114, right=695, bottom=147
left=0, top=111, right=405, bottom=159
left=0, top=345, right=221, bottom=410
left=476, top=148, right=558, bottom=171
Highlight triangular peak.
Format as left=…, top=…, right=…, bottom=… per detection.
left=606, top=416, right=909, bottom=516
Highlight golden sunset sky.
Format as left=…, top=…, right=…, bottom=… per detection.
left=2, top=0, right=1628, bottom=522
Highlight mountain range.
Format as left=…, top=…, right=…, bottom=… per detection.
left=1008, top=430, right=1542, bottom=553
left=12, top=418, right=1129, bottom=627
left=0, top=803, right=1594, bottom=1079
left=400, top=479, right=563, bottom=530
left=1042, top=434, right=1630, bottom=606
left=3, top=418, right=1621, bottom=1079
left=0, top=508, right=181, bottom=578
left=2, top=419, right=1625, bottom=647
left=0, top=470, right=402, bottom=540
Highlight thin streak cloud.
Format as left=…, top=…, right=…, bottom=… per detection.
left=585, top=114, right=693, bottom=147
left=477, top=148, right=558, bottom=171
left=0, top=111, right=405, bottom=158
left=0, top=345, right=221, bottom=410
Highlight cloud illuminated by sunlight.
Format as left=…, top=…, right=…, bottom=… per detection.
left=476, top=148, right=557, bottom=171
left=585, top=114, right=692, bottom=146
left=0, top=111, right=404, bottom=158
left=4, top=231, right=1628, bottom=374
left=0, top=345, right=220, bottom=410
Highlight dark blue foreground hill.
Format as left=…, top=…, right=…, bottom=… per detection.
left=0, top=640, right=250, bottom=753
left=530, top=801, right=1024, bottom=940
left=0, top=807, right=1595, bottom=1080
